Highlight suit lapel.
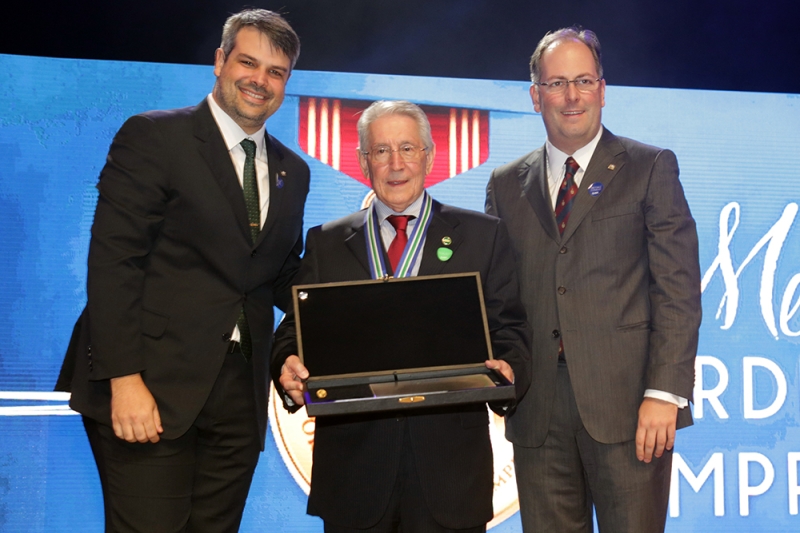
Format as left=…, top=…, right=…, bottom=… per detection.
left=344, top=213, right=373, bottom=277
left=520, top=147, right=560, bottom=243
left=561, top=128, right=626, bottom=243
left=419, top=201, right=462, bottom=276
left=256, top=133, right=286, bottom=247
left=193, top=100, right=251, bottom=241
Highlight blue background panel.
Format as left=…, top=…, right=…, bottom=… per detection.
left=1, top=54, right=799, bottom=531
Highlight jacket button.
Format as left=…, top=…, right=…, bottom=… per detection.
left=551, top=329, right=560, bottom=339
left=251, top=250, right=257, bottom=258
left=222, top=332, right=232, bottom=342
left=558, top=286, right=567, bottom=295
left=559, top=246, right=568, bottom=254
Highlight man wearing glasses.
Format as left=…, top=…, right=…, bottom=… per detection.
left=486, top=27, right=701, bottom=533
left=273, top=100, right=530, bottom=532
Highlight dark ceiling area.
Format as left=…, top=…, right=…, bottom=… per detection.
left=2, top=0, right=797, bottom=94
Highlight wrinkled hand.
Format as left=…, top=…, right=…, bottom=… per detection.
left=636, top=397, right=678, bottom=462
left=280, top=355, right=309, bottom=406
left=485, top=359, right=514, bottom=384
left=110, top=373, right=163, bottom=443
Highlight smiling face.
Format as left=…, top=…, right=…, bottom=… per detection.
left=531, top=39, right=606, bottom=155
left=212, top=26, right=291, bottom=133
left=358, top=114, right=435, bottom=213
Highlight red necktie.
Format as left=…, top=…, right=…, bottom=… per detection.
left=387, top=215, right=412, bottom=273
left=554, top=157, right=580, bottom=235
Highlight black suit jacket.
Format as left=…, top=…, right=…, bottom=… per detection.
left=62, top=99, right=309, bottom=446
left=486, top=128, right=701, bottom=447
left=271, top=200, right=531, bottom=529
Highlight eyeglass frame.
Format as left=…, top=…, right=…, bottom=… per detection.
left=360, top=144, right=429, bottom=164
left=533, top=77, right=604, bottom=93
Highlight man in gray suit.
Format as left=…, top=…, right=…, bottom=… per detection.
left=485, top=27, right=701, bottom=532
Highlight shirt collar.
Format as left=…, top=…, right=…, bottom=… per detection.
left=206, top=94, right=266, bottom=153
left=372, top=193, right=426, bottom=223
left=545, top=125, right=604, bottom=180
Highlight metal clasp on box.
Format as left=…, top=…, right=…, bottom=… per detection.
left=398, top=396, right=426, bottom=404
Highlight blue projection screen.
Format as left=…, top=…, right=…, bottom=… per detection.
left=1, top=54, right=799, bottom=532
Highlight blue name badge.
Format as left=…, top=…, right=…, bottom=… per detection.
left=588, top=182, right=604, bottom=197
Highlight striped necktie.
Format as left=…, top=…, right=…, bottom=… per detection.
left=554, top=156, right=579, bottom=235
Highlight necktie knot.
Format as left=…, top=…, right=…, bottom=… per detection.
left=387, top=215, right=411, bottom=233
left=240, top=138, right=256, bottom=158
left=565, top=156, right=579, bottom=178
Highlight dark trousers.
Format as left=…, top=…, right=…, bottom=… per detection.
left=84, top=352, right=261, bottom=533
left=514, top=361, right=672, bottom=533
left=323, top=421, right=486, bottom=533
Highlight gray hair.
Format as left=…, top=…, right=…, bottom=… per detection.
left=220, top=9, right=300, bottom=70
left=357, top=100, right=434, bottom=150
left=529, top=27, right=603, bottom=83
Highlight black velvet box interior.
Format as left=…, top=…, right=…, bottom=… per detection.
left=294, top=273, right=515, bottom=416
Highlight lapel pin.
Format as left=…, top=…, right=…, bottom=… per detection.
left=441, top=236, right=452, bottom=246
left=588, top=182, right=604, bottom=197
left=607, top=164, right=616, bottom=170
left=437, top=247, right=453, bottom=262
left=276, top=171, right=285, bottom=189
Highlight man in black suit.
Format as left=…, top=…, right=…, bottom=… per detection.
left=485, top=28, right=701, bottom=532
left=62, top=9, right=309, bottom=532
left=272, top=100, right=530, bottom=532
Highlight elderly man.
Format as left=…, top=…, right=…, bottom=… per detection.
left=486, top=27, right=701, bottom=533
left=272, top=100, right=530, bottom=532
left=60, top=9, right=309, bottom=532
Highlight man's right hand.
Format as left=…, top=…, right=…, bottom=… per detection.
left=279, top=355, right=309, bottom=406
left=110, top=373, right=163, bottom=443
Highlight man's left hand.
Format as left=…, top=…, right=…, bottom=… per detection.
left=636, top=397, right=678, bottom=463
left=485, top=359, right=514, bottom=383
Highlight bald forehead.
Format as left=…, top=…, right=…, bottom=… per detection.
left=539, top=39, right=599, bottom=77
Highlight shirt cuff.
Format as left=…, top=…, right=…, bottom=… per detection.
left=644, top=389, right=688, bottom=408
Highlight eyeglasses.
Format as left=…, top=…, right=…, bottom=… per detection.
left=361, top=144, right=428, bottom=164
left=534, top=77, right=603, bottom=94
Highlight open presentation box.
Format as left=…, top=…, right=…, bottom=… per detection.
left=293, top=272, right=514, bottom=416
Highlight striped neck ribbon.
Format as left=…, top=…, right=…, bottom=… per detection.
left=364, top=191, right=433, bottom=279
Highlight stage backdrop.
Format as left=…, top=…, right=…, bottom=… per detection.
left=0, top=53, right=798, bottom=532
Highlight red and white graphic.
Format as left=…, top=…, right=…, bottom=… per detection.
left=299, top=98, right=489, bottom=188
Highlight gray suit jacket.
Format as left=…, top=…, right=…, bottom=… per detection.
left=486, top=128, right=701, bottom=446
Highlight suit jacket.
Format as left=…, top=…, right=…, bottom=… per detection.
left=486, top=128, right=701, bottom=447
left=271, top=200, right=531, bottom=529
left=61, top=99, right=310, bottom=447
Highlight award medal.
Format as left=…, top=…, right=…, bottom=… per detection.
left=365, top=191, right=433, bottom=279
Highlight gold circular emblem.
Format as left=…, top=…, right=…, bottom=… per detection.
left=268, top=384, right=519, bottom=527
left=316, top=388, right=327, bottom=399
left=442, top=236, right=452, bottom=246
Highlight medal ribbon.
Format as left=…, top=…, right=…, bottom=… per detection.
left=365, top=191, right=433, bottom=279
